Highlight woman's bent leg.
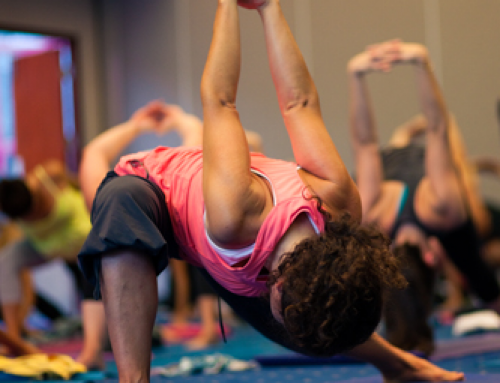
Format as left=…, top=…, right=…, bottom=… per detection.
left=100, top=250, right=158, bottom=383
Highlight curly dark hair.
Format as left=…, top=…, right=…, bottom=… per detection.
left=268, top=212, right=407, bottom=357
left=0, top=179, right=33, bottom=219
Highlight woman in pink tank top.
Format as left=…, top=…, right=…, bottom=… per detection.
left=78, top=1, right=464, bottom=382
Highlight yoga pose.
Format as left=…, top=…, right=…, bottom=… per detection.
left=348, top=39, right=500, bottom=354
left=0, top=160, right=105, bottom=368
left=78, top=1, right=463, bottom=382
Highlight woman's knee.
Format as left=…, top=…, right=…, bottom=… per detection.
left=100, top=250, right=158, bottom=279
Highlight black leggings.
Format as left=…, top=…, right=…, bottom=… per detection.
left=436, top=220, right=500, bottom=304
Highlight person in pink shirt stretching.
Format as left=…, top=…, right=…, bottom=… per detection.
left=77, top=1, right=464, bottom=382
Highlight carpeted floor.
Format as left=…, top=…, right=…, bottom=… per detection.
left=4, top=317, right=500, bottom=382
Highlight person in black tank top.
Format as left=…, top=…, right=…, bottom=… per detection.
left=348, top=39, right=500, bottom=356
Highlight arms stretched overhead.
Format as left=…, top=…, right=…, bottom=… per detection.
left=201, top=1, right=360, bottom=248
left=348, top=40, right=466, bottom=224
left=80, top=100, right=264, bottom=210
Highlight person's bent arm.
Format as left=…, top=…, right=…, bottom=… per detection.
left=398, top=43, right=465, bottom=216
left=79, top=100, right=168, bottom=209
left=244, top=130, right=264, bottom=153
left=447, top=116, right=491, bottom=237
left=472, top=155, right=500, bottom=178
left=391, top=42, right=464, bottom=220
left=163, top=103, right=263, bottom=153
left=397, top=44, right=448, bottom=137
left=201, top=0, right=269, bottom=246
left=0, top=329, right=39, bottom=356
left=346, top=333, right=464, bottom=381
left=39, top=159, right=78, bottom=189
left=161, top=104, right=204, bottom=148
left=347, top=49, right=384, bottom=220
left=257, top=0, right=360, bottom=219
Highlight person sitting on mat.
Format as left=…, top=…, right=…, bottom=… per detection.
left=78, top=1, right=464, bottom=381
left=347, top=39, right=500, bottom=355
left=0, top=160, right=106, bottom=369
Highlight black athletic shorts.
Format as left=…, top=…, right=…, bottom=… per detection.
left=77, top=171, right=179, bottom=300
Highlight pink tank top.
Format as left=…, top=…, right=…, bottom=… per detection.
left=115, top=147, right=325, bottom=297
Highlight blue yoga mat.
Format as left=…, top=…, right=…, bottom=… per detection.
left=255, top=350, right=426, bottom=366
left=0, top=370, right=105, bottom=382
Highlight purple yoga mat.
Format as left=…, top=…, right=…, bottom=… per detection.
left=39, top=338, right=115, bottom=361
left=256, top=332, right=500, bottom=366
left=432, top=332, right=500, bottom=361
left=335, top=374, right=500, bottom=383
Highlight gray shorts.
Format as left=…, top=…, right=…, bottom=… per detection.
left=0, top=239, right=94, bottom=303
left=0, top=240, right=45, bottom=303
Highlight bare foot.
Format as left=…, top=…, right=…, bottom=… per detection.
left=184, top=331, right=219, bottom=351
left=171, top=308, right=193, bottom=325
left=76, top=352, right=105, bottom=371
left=161, top=323, right=196, bottom=344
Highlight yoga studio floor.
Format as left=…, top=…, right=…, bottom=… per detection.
left=3, top=311, right=500, bottom=383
